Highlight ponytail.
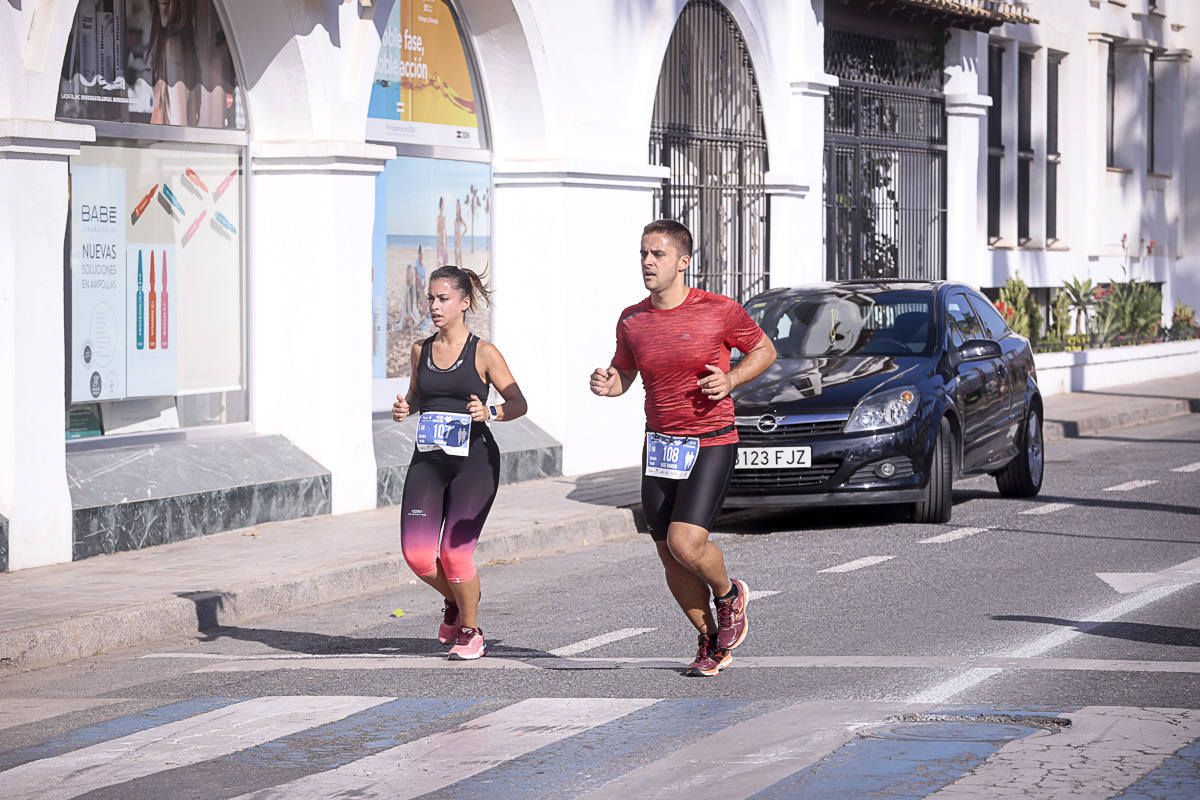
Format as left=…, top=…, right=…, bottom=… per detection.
left=429, top=264, right=492, bottom=313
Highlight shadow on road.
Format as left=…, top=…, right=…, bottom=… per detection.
left=194, top=624, right=552, bottom=659
left=992, top=615, right=1200, bottom=648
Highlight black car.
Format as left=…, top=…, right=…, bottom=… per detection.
left=725, top=281, right=1044, bottom=522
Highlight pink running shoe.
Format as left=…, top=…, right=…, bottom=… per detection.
left=437, top=600, right=460, bottom=645
left=687, top=633, right=731, bottom=677
left=448, top=626, right=487, bottom=660
left=715, top=578, right=749, bottom=650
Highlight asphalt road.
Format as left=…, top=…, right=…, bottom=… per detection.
left=1, top=414, right=1198, bottom=799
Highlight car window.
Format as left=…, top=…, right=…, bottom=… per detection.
left=968, top=294, right=1011, bottom=340
left=745, top=289, right=933, bottom=357
left=946, top=293, right=985, bottom=348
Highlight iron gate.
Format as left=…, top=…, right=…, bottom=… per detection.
left=824, top=29, right=947, bottom=282
left=649, top=0, right=768, bottom=302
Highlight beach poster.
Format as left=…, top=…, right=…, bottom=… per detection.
left=372, top=156, right=491, bottom=380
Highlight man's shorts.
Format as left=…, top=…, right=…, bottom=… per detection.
left=642, top=442, right=736, bottom=540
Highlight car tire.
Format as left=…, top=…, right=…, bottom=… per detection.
left=912, top=416, right=953, bottom=524
left=996, top=404, right=1044, bottom=498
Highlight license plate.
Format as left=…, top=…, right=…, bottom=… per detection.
left=735, top=446, right=812, bottom=469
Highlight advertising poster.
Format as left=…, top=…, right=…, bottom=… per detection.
left=71, top=144, right=243, bottom=404
left=70, top=164, right=128, bottom=403
left=367, top=0, right=482, bottom=147
left=125, top=244, right=179, bottom=397
left=376, top=156, right=491, bottom=379
left=58, top=0, right=243, bottom=130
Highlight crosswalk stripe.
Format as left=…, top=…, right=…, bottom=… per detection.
left=1019, top=502, right=1074, bottom=515
left=1171, top=461, right=1200, bottom=473
left=0, top=696, right=391, bottom=800
left=234, top=697, right=656, bottom=800
left=573, top=700, right=905, bottom=799
left=549, top=627, right=656, bottom=656
left=1103, top=479, right=1158, bottom=491
left=178, top=653, right=1200, bottom=674
left=748, top=589, right=780, bottom=601
left=920, top=527, right=990, bottom=544
left=819, top=556, right=895, bottom=573
left=925, top=706, right=1200, bottom=799
left=0, top=698, right=126, bottom=733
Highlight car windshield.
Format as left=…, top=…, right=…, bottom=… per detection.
left=746, top=289, right=934, bottom=357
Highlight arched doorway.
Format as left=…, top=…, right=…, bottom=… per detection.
left=649, top=0, right=768, bottom=302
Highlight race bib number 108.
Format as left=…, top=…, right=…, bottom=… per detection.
left=645, top=432, right=700, bottom=480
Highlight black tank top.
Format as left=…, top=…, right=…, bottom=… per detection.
left=417, top=333, right=490, bottom=415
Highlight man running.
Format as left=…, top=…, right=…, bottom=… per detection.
left=590, top=219, right=777, bottom=676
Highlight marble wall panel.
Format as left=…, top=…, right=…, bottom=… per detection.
left=73, top=475, right=332, bottom=560
left=373, top=416, right=562, bottom=507
left=0, top=511, right=8, bottom=572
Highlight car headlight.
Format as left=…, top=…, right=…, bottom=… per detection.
left=844, top=386, right=920, bottom=433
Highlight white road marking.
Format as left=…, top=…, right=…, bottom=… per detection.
left=167, top=654, right=1200, bottom=674
left=0, top=696, right=391, bottom=800
left=748, top=589, right=780, bottom=601
left=819, top=556, right=895, bottom=573
left=235, top=697, right=655, bottom=800
left=1171, top=461, right=1200, bottom=473
left=919, top=527, right=990, bottom=544
left=1019, top=502, right=1074, bottom=515
left=0, top=698, right=127, bottom=732
left=1096, top=555, right=1200, bottom=594
left=548, top=628, right=656, bottom=657
left=926, top=707, right=1200, bottom=799
left=906, top=580, right=1195, bottom=704
left=1102, top=479, right=1158, bottom=492
left=574, top=701, right=906, bottom=800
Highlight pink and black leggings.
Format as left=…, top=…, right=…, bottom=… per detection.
left=400, top=430, right=501, bottom=584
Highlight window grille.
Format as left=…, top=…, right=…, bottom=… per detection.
left=1047, top=54, right=1061, bottom=242
left=823, top=29, right=947, bottom=281
left=1148, top=53, right=1157, bottom=173
left=649, top=0, right=768, bottom=302
left=1017, top=51, right=1033, bottom=245
left=987, top=44, right=1004, bottom=242
left=1106, top=43, right=1116, bottom=167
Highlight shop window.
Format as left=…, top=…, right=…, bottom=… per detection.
left=59, top=0, right=247, bottom=440
left=1148, top=52, right=1157, bottom=174
left=1106, top=42, right=1117, bottom=168
left=366, top=0, right=492, bottom=409
left=986, top=44, right=1003, bottom=244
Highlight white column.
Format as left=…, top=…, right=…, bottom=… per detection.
left=1085, top=34, right=1114, bottom=257
left=249, top=141, right=395, bottom=514
left=1028, top=47, right=1048, bottom=248
left=0, top=120, right=95, bottom=569
left=490, top=160, right=667, bottom=476
left=769, top=76, right=836, bottom=287
left=999, top=38, right=1019, bottom=248
left=944, top=30, right=991, bottom=290
left=1117, top=40, right=1153, bottom=275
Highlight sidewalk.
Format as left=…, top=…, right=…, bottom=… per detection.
left=2, top=373, right=1197, bottom=675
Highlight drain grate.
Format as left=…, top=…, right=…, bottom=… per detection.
left=863, top=713, right=1069, bottom=743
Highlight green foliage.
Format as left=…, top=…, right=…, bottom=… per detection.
left=1051, top=290, right=1071, bottom=339
left=1171, top=301, right=1197, bottom=339
left=997, top=273, right=1043, bottom=344
left=1060, top=277, right=1098, bottom=335
left=1093, top=280, right=1163, bottom=341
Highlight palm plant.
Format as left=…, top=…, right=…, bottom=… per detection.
left=1061, top=277, right=1097, bottom=335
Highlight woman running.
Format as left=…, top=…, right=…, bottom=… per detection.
left=392, top=266, right=527, bottom=660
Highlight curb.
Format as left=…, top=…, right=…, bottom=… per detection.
left=0, top=507, right=639, bottom=676
left=1043, top=397, right=1195, bottom=441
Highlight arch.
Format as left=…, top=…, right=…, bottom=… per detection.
left=649, top=0, right=770, bottom=301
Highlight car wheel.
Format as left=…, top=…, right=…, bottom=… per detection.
left=996, top=404, right=1044, bottom=498
left=911, top=416, right=953, bottom=523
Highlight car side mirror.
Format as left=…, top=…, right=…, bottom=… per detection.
left=957, top=338, right=1002, bottom=361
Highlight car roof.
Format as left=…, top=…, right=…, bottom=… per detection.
left=750, top=280, right=972, bottom=300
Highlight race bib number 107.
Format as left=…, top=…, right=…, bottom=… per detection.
left=416, top=412, right=472, bottom=456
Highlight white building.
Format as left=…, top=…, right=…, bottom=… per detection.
left=1, top=0, right=1196, bottom=571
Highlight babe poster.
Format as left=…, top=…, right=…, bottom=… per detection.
left=58, top=0, right=243, bottom=130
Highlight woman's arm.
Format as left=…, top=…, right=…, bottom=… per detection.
left=477, top=341, right=527, bottom=422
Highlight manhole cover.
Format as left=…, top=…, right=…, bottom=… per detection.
left=864, top=714, right=1067, bottom=743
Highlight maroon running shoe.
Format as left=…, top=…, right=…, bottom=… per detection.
left=687, top=633, right=731, bottom=677
left=437, top=600, right=459, bottom=645
left=715, top=578, right=749, bottom=650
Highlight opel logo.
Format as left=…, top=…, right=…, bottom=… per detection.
left=757, top=414, right=778, bottom=433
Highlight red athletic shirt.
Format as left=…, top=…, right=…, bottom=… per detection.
left=611, top=288, right=765, bottom=447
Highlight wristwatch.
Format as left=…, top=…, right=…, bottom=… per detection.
left=488, top=405, right=498, bottom=421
